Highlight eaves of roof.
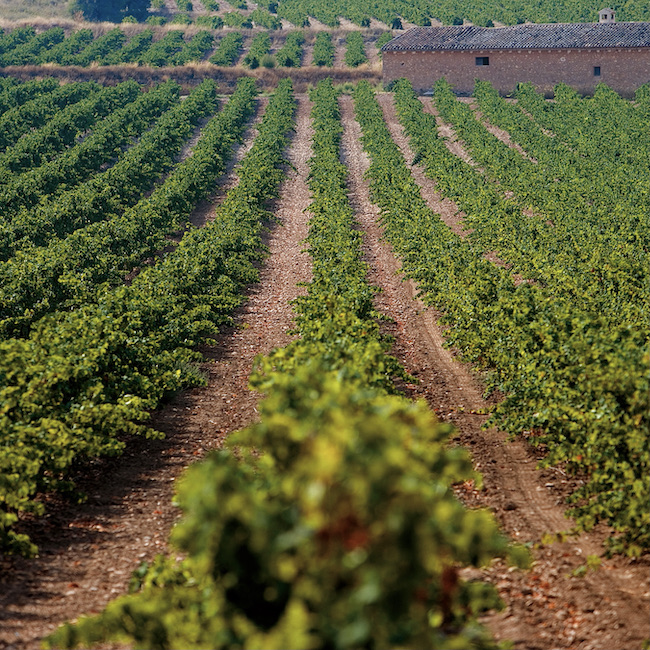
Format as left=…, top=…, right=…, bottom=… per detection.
left=381, top=23, right=650, bottom=51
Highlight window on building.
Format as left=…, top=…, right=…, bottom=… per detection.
left=475, top=56, right=490, bottom=66
left=594, top=66, right=601, bottom=76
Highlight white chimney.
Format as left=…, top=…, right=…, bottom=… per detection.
left=599, top=8, right=616, bottom=23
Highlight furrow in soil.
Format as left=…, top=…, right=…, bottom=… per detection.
left=369, top=91, right=650, bottom=650
left=0, top=93, right=314, bottom=650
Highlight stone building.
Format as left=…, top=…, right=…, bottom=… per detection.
left=381, top=13, right=650, bottom=97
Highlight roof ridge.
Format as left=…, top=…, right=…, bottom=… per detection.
left=381, top=21, right=650, bottom=52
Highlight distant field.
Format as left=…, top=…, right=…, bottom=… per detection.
left=1, top=0, right=649, bottom=28
left=0, top=0, right=70, bottom=21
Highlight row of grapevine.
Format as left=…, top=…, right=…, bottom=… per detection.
left=67, top=27, right=127, bottom=65
left=169, top=29, right=214, bottom=64
left=343, top=30, right=367, bottom=66
left=38, top=28, right=94, bottom=64
left=274, top=30, right=304, bottom=66
left=0, top=26, right=65, bottom=66
left=358, top=78, right=647, bottom=555
left=250, top=7, right=283, bottom=29
left=45, top=77, right=526, bottom=650
left=513, top=81, right=649, bottom=220
left=243, top=31, right=271, bottom=67
left=425, top=80, right=647, bottom=329
left=0, top=80, right=140, bottom=179
left=275, top=0, right=649, bottom=27
left=0, top=26, right=37, bottom=54
left=2, top=0, right=650, bottom=29
left=0, top=80, right=233, bottom=336
left=0, top=77, right=59, bottom=113
left=0, top=81, right=97, bottom=151
left=208, top=30, right=244, bottom=64
left=0, top=78, right=260, bottom=555
left=311, top=31, right=334, bottom=65
left=0, top=25, right=380, bottom=68
left=0, top=80, right=180, bottom=219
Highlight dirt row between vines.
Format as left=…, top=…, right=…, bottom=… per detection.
left=0, top=94, right=315, bottom=649
left=372, top=92, right=650, bottom=650
left=1, top=89, right=648, bottom=650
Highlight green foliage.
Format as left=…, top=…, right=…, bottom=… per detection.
left=463, top=80, right=648, bottom=327
left=269, top=0, right=649, bottom=28
left=243, top=31, right=271, bottom=68
left=250, top=7, right=282, bottom=28
left=0, top=81, right=139, bottom=179
left=68, top=0, right=150, bottom=22
left=376, top=78, right=650, bottom=553
left=46, top=78, right=520, bottom=650
left=209, top=31, right=243, bottom=65
left=37, top=29, right=94, bottom=64
left=101, top=28, right=154, bottom=64
left=48, top=372, right=509, bottom=650
left=0, top=78, right=59, bottom=114
left=635, top=83, right=650, bottom=105
left=195, top=14, right=223, bottom=28
left=0, top=78, right=259, bottom=554
left=0, top=27, right=64, bottom=66
left=375, top=30, right=393, bottom=53
left=68, top=27, right=126, bottom=66
left=169, top=30, right=214, bottom=64
left=222, top=10, right=252, bottom=27
left=0, top=26, right=35, bottom=55
left=344, top=31, right=367, bottom=67
left=275, top=30, right=304, bottom=67
left=0, top=81, right=97, bottom=152
left=0, top=81, right=217, bottom=333
left=170, top=12, right=192, bottom=24
left=311, top=31, right=333, bottom=66
left=139, top=30, right=185, bottom=66
left=0, top=79, right=179, bottom=225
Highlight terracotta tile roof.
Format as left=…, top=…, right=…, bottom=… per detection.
left=381, top=23, right=650, bottom=51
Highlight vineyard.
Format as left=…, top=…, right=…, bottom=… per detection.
left=0, top=0, right=649, bottom=75
left=0, top=27, right=649, bottom=649
left=0, top=22, right=387, bottom=71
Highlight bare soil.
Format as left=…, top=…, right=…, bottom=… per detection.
left=0, top=94, right=314, bottom=650
left=0, top=89, right=648, bottom=650
left=332, top=32, right=347, bottom=68
left=301, top=36, right=315, bottom=66
left=465, top=98, right=538, bottom=163
left=373, top=92, right=650, bottom=650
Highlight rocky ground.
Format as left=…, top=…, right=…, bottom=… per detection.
left=0, top=91, right=648, bottom=650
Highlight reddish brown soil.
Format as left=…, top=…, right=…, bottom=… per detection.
left=332, top=32, right=347, bottom=68
left=0, top=94, right=314, bottom=650
left=465, top=98, right=538, bottom=163
left=373, top=92, right=650, bottom=650
left=301, top=36, right=315, bottom=66
left=0, top=90, right=648, bottom=650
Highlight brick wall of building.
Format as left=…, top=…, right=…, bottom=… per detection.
left=382, top=48, right=650, bottom=96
